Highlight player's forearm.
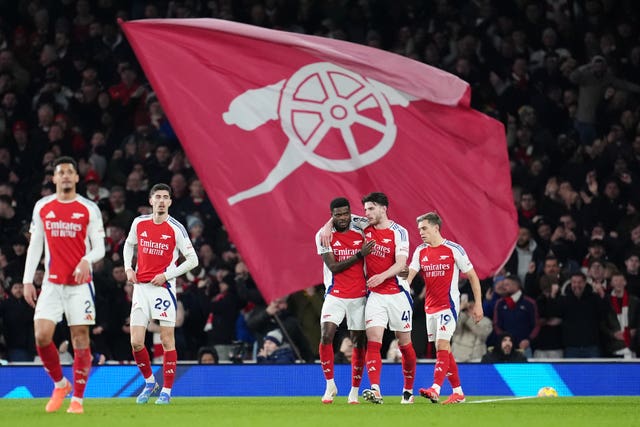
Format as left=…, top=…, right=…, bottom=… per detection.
left=123, top=242, right=135, bottom=271
left=22, top=232, right=44, bottom=284
left=83, top=233, right=106, bottom=264
left=406, top=269, right=418, bottom=285
left=326, top=252, right=364, bottom=274
left=164, top=250, right=198, bottom=281
left=383, top=258, right=407, bottom=280
left=467, top=269, right=483, bottom=304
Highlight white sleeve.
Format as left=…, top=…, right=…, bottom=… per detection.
left=82, top=202, right=106, bottom=264
left=22, top=202, right=45, bottom=284
left=164, top=222, right=198, bottom=281
left=351, top=214, right=368, bottom=229
left=408, top=246, right=421, bottom=272
left=315, top=229, right=331, bottom=255
left=453, top=243, right=473, bottom=274
left=123, top=219, right=138, bottom=271
left=394, top=226, right=409, bottom=258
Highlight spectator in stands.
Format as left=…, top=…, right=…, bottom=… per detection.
left=481, top=333, right=528, bottom=363
left=557, top=272, right=609, bottom=358
left=532, top=275, right=564, bottom=359
left=451, top=294, right=492, bottom=362
left=525, top=255, right=565, bottom=300
left=197, top=346, right=219, bottom=364
left=246, top=296, right=313, bottom=362
left=603, top=273, right=638, bottom=358
left=335, top=335, right=354, bottom=364
left=257, top=329, right=295, bottom=364
left=570, top=55, right=640, bottom=146
left=84, top=169, right=109, bottom=202
left=493, top=275, right=540, bottom=358
left=624, top=252, right=640, bottom=298
left=0, top=282, right=35, bottom=361
left=505, top=226, right=544, bottom=284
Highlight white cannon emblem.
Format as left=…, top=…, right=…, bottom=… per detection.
left=223, top=62, right=414, bottom=205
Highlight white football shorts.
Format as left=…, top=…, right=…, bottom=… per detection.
left=365, top=291, right=413, bottom=332
left=426, top=308, right=458, bottom=342
left=130, top=283, right=177, bottom=327
left=320, top=294, right=366, bottom=330
left=34, top=281, right=96, bottom=326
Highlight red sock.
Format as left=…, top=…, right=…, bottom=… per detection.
left=433, top=350, right=450, bottom=387
left=318, top=343, right=334, bottom=380
left=352, top=347, right=366, bottom=387
left=448, top=351, right=461, bottom=389
left=133, top=348, right=153, bottom=380
left=163, top=350, right=177, bottom=389
left=72, top=348, right=92, bottom=398
left=365, top=341, right=382, bottom=387
left=399, top=343, right=416, bottom=390
left=37, top=342, right=63, bottom=383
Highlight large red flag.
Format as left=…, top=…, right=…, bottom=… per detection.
left=121, top=19, right=517, bottom=302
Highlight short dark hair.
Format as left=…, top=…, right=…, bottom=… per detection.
left=571, top=272, right=587, bottom=281
left=53, top=156, right=78, bottom=173
left=330, top=197, right=350, bottom=211
left=416, top=211, right=442, bottom=227
left=197, top=346, right=219, bottom=364
left=149, top=183, right=172, bottom=198
left=361, top=192, right=388, bottom=207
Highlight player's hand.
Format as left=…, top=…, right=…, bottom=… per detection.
left=150, top=273, right=167, bottom=287
left=126, top=268, right=137, bottom=284
left=73, top=259, right=91, bottom=284
left=471, top=303, right=484, bottom=323
left=366, top=274, right=385, bottom=288
left=398, top=265, right=409, bottom=280
left=320, top=219, right=333, bottom=247
left=360, top=240, right=375, bottom=257
left=23, top=282, right=37, bottom=308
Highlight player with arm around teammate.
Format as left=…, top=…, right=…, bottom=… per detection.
left=22, top=156, right=106, bottom=414
left=406, top=212, right=483, bottom=404
left=359, top=192, right=417, bottom=405
left=123, top=183, right=198, bottom=405
left=316, top=197, right=374, bottom=404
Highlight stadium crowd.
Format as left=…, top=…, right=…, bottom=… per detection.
left=1, top=0, right=640, bottom=363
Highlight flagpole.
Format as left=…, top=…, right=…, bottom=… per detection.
left=272, top=313, right=305, bottom=363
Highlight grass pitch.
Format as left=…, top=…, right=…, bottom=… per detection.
left=3, top=396, right=639, bottom=427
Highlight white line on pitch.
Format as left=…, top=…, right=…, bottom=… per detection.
left=468, top=396, right=539, bottom=404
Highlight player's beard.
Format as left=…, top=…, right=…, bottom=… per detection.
left=334, top=221, right=348, bottom=232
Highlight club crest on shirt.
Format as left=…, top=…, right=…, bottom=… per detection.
left=160, top=234, right=171, bottom=240
left=71, top=212, right=85, bottom=219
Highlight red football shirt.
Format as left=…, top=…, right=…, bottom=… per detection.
left=409, top=240, right=473, bottom=314
left=316, top=224, right=366, bottom=298
left=28, top=195, right=104, bottom=285
left=363, top=222, right=409, bottom=294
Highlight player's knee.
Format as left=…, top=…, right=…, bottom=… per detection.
left=130, top=336, right=145, bottom=352
left=34, top=331, right=52, bottom=347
